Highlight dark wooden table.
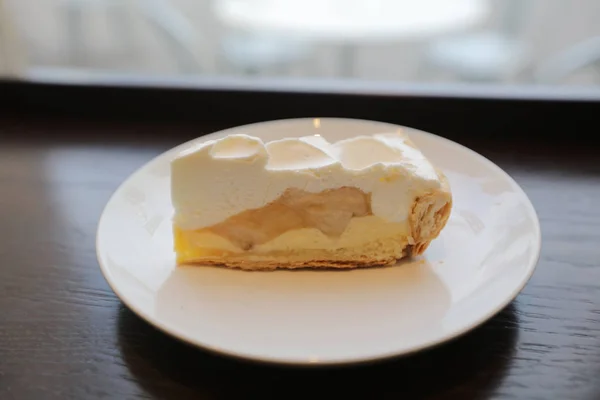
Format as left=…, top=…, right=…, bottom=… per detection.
left=1, top=112, right=599, bottom=400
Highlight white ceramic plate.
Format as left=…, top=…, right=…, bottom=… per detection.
left=97, top=118, right=541, bottom=366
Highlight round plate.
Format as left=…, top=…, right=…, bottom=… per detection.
left=97, top=118, right=541, bottom=366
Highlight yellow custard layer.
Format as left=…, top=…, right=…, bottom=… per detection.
left=174, top=215, right=410, bottom=264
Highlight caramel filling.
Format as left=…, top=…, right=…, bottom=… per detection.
left=207, top=187, right=372, bottom=250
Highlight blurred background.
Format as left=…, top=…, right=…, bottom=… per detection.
left=1, top=0, right=600, bottom=90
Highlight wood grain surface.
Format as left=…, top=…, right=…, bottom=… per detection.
left=0, top=113, right=599, bottom=400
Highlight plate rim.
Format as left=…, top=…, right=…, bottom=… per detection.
left=96, top=117, right=542, bottom=366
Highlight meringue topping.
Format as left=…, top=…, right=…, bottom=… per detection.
left=171, top=132, right=441, bottom=231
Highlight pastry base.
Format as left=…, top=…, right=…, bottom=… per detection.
left=176, top=234, right=426, bottom=271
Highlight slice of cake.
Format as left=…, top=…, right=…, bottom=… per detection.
left=170, top=131, right=452, bottom=270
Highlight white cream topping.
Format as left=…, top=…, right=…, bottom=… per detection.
left=171, top=131, right=441, bottom=230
